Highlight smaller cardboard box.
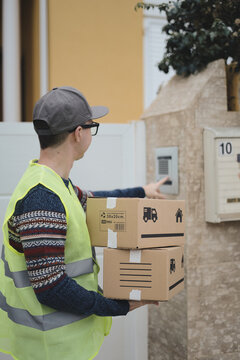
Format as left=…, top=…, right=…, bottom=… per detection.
left=103, top=246, right=184, bottom=301
left=86, top=198, right=185, bottom=249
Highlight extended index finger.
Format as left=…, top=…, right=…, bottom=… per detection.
left=157, top=176, right=169, bottom=187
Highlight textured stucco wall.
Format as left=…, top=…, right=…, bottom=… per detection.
left=141, top=60, right=240, bottom=360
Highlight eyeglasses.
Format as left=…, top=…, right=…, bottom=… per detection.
left=69, top=121, right=100, bottom=136
left=81, top=121, right=99, bottom=136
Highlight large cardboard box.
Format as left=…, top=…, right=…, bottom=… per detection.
left=86, top=198, right=185, bottom=249
left=103, top=246, right=184, bottom=301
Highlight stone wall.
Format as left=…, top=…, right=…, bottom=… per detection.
left=141, top=60, right=240, bottom=360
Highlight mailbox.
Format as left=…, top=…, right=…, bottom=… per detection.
left=203, top=127, right=240, bottom=223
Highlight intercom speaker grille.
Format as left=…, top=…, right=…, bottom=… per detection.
left=158, top=157, right=169, bottom=175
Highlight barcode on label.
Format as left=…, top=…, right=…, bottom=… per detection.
left=114, top=223, right=125, bottom=231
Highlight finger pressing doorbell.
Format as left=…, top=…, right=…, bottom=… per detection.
left=155, top=147, right=178, bottom=194
left=204, top=127, right=240, bottom=223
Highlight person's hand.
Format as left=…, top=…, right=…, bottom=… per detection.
left=128, top=300, right=159, bottom=312
left=143, top=177, right=169, bottom=199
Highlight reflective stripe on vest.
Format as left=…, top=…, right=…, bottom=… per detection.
left=0, top=291, right=88, bottom=331
left=1, top=246, right=94, bottom=289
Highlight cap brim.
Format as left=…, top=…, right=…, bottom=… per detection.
left=91, top=106, right=109, bottom=119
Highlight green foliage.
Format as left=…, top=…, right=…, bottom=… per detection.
left=135, top=0, right=240, bottom=76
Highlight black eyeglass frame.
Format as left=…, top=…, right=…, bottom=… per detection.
left=69, top=121, right=100, bottom=136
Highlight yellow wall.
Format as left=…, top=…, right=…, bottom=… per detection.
left=48, top=0, right=143, bottom=123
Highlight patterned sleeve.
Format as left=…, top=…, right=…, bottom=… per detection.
left=9, top=185, right=68, bottom=294
left=73, top=185, right=93, bottom=212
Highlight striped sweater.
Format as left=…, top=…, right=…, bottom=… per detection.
left=8, top=179, right=145, bottom=316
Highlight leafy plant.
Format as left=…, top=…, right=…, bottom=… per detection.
left=135, top=0, right=240, bottom=76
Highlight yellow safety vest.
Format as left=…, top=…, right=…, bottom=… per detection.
left=0, top=160, right=112, bottom=360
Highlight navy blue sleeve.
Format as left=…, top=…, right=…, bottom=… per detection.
left=37, top=276, right=130, bottom=317
left=92, top=186, right=145, bottom=198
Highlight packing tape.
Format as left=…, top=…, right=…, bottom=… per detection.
left=129, top=289, right=141, bottom=301
left=129, top=250, right=141, bottom=263
left=107, top=229, right=117, bottom=248
left=107, top=198, right=117, bottom=209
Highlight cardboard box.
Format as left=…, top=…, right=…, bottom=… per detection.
left=103, top=246, right=184, bottom=301
left=86, top=198, right=185, bottom=249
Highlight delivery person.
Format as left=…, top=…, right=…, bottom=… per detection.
left=0, top=86, right=167, bottom=360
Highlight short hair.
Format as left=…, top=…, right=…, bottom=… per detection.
left=34, top=120, right=70, bottom=149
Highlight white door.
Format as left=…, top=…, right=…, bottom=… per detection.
left=0, top=121, right=148, bottom=360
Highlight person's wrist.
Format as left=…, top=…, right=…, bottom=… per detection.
left=142, top=185, right=148, bottom=197
left=142, top=186, right=146, bottom=197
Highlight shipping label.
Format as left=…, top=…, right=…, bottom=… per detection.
left=99, top=210, right=126, bottom=232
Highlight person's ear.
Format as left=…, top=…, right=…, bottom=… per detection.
left=74, top=126, right=82, bottom=142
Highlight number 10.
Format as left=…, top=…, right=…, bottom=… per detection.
left=219, top=142, right=232, bottom=155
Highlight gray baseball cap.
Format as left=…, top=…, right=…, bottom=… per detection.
left=33, top=86, right=109, bottom=135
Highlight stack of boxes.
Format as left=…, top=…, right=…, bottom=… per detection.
left=86, top=197, right=185, bottom=302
